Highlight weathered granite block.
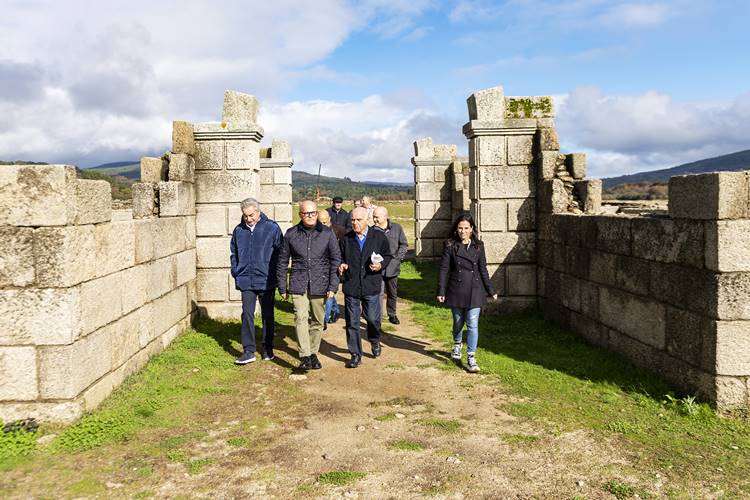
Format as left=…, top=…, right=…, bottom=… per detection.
left=599, top=287, right=666, bottom=348
left=714, top=376, right=749, bottom=410
left=476, top=136, right=506, bottom=166
left=665, top=306, right=705, bottom=367
left=109, top=308, right=145, bottom=370
left=669, top=171, right=749, bottom=220
left=607, top=330, right=661, bottom=370
left=650, top=262, right=717, bottom=317
left=574, top=179, right=602, bottom=214
left=537, top=239, right=554, bottom=269
left=159, top=181, right=195, bottom=217
left=196, top=205, right=227, bottom=236
left=552, top=214, right=582, bottom=247
left=147, top=256, right=176, bottom=302
left=507, top=135, right=534, bottom=165
left=595, top=216, right=632, bottom=255
left=0, top=288, right=81, bottom=345
left=197, top=237, right=231, bottom=268
left=80, top=272, right=123, bottom=336
left=536, top=127, right=560, bottom=151
left=39, top=326, right=112, bottom=399
left=140, top=157, right=167, bottom=184
left=185, top=215, right=196, bottom=247
left=485, top=265, right=506, bottom=296
left=477, top=201, right=508, bottom=231
left=565, top=246, right=589, bottom=280
left=133, top=219, right=155, bottom=263
left=536, top=213, right=554, bottom=241
left=416, top=182, right=450, bottom=202
left=226, top=140, right=260, bottom=171
left=569, top=311, right=606, bottom=346
left=506, top=264, right=536, bottom=295
left=0, top=164, right=77, bottom=226
left=168, top=153, right=195, bottom=183
left=273, top=166, right=292, bottom=185
left=579, top=281, right=599, bottom=318
left=222, top=90, right=259, bottom=127
left=120, top=264, right=150, bottom=314
left=152, top=217, right=188, bottom=259
left=467, top=86, right=504, bottom=121
left=271, top=139, right=291, bottom=159
left=558, top=273, right=581, bottom=312
left=716, top=272, right=750, bottom=320
left=94, top=221, right=135, bottom=278
left=0, top=347, right=38, bottom=401
left=482, top=232, right=536, bottom=264
left=150, top=286, right=188, bottom=339
left=416, top=238, right=434, bottom=258
left=566, top=153, right=586, bottom=179
left=434, top=165, right=450, bottom=182
left=415, top=166, right=435, bottom=183
left=0, top=227, right=35, bottom=287
left=539, top=296, right=570, bottom=328
left=260, top=166, right=274, bottom=184
left=34, top=225, right=97, bottom=287
left=198, top=302, right=242, bottom=320
left=259, top=183, right=292, bottom=203
left=538, top=179, right=567, bottom=213
left=413, top=137, right=434, bottom=157
left=132, top=182, right=158, bottom=218
left=417, top=201, right=451, bottom=221
left=274, top=204, right=292, bottom=223
left=479, top=165, right=535, bottom=198
left=538, top=151, right=558, bottom=180
left=507, top=198, right=536, bottom=231
left=700, top=320, right=750, bottom=376
left=195, top=140, right=224, bottom=170
left=631, top=217, right=704, bottom=267
left=416, top=219, right=452, bottom=239
left=172, top=121, right=195, bottom=155
left=705, top=220, right=750, bottom=272
left=579, top=216, right=598, bottom=249
left=174, top=249, right=197, bottom=287
left=195, top=170, right=258, bottom=203
left=75, top=179, right=112, bottom=224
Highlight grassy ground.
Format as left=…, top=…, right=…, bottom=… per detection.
left=398, top=260, right=750, bottom=497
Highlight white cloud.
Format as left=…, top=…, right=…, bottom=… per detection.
left=600, top=3, right=672, bottom=27
left=260, top=94, right=464, bottom=182
left=557, top=86, right=750, bottom=177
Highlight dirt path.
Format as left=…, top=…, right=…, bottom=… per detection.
left=2, top=298, right=649, bottom=499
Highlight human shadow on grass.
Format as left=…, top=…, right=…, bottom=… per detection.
left=398, top=259, right=675, bottom=399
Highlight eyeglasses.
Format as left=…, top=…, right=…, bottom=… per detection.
left=300, top=211, right=317, bottom=217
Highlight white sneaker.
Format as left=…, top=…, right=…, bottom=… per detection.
left=451, top=343, right=462, bottom=360
left=467, top=353, right=480, bottom=373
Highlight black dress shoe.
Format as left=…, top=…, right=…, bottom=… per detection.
left=310, top=353, right=322, bottom=370
left=372, top=342, right=381, bottom=358
left=299, top=356, right=312, bottom=370
left=345, top=354, right=361, bottom=368
left=388, top=315, right=400, bottom=325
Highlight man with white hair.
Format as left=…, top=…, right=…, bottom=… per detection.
left=230, top=197, right=283, bottom=365
left=338, top=207, right=393, bottom=368
left=360, top=195, right=377, bottom=225
left=372, top=206, right=408, bottom=325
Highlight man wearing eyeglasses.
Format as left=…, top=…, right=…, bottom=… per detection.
left=277, top=200, right=341, bottom=370
left=230, top=198, right=283, bottom=365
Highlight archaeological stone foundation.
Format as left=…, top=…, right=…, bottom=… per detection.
left=1, top=85, right=748, bottom=422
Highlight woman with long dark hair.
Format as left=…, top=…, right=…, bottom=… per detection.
left=436, top=213, right=497, bottom=373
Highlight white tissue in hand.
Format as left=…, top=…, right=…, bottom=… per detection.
left=370, top=252, right=384, bottom=264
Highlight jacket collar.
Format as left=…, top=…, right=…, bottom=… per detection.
left=296, top=220, right=324, bottom=232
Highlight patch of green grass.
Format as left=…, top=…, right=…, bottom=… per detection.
left=187, top=457, right=215, bottom=474
left=227, top=437, right=250, bottom=447
left=65, top=478, right=105, bottom=496
left=604, top=480, right=636, bottom=498
left=501, top=433, right=540, bottom=444
left=419, top=418, right=462, bottom=432
left=0, top=426, right=37, bottom=461
left=166, top=449, right=188, bottom=463
left=317, top=470, right=367, bottom=486
left=374, top=413, right=396, bottom=422
left=398, top=260, right=750, bottom=495
left=388, top=439, right=423, bottom=451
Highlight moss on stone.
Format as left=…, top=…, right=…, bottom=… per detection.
left=506, top=97, right=553, bottom=118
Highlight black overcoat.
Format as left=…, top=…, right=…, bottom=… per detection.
left=437, top=240, right=496, bottom=309
left=339, top=228, right=393, bottom=297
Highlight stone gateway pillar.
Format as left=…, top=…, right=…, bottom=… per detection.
left=194, top=91, right=264, bottom=319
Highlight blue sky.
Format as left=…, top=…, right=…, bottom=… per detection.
left=1, top=0, right=749, bottom=181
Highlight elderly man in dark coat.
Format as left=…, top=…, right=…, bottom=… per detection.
left=277, top=200, right=341, bottom=370
left=230, top=197, right=283, bottom=365
left=372, top=206, right=408, bottom=325
left=338, top=207, right=393, bottom=368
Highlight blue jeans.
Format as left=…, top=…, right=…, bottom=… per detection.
left=451, top=307, right=480, bottom=354
left=344, top=294, right=382, bottom=356
left=240, top=289, right=275, bottom=353
left=324, top=296, right=340, bottom=324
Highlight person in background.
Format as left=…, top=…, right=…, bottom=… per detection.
left=277, top=201, right=341, bottom=370
left=372, top=206, right=408, bottom=325
left=318, top=209, right=344, bottom=326
left=230, top=197, right=283, bottom=365
left=436, top=213, right=497, bottom=373
left=327, top=196, right=351, bottom=231
left=338, top=207, right=392, bottom=368
left=360, top=195, right=377, bottom=225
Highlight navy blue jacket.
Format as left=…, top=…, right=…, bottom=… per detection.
left=230, top=213, right=283, bottom=291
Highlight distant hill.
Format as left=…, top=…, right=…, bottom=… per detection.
left=603, top=149, right=750, bottom=188
left=291, top=170, right=413, bottom=201
left=87, top=161, right=140, bottom=179
left=0, top=160, right=49, bottom=165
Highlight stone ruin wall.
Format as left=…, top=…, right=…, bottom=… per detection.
left=414, top=84, right=749, bottom=411
left=0, top=90, right=294, bottom=422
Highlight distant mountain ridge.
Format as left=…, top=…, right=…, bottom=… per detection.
left=603, top=149, right=750, bottom=188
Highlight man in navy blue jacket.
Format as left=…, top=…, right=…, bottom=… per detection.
left=230, top=197, right=283, bottom=365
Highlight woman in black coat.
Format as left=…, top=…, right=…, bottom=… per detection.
left=436, top=213, right=497, bottom=373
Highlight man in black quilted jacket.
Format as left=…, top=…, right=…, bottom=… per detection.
left=277, top=200, right=341, bottom=370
